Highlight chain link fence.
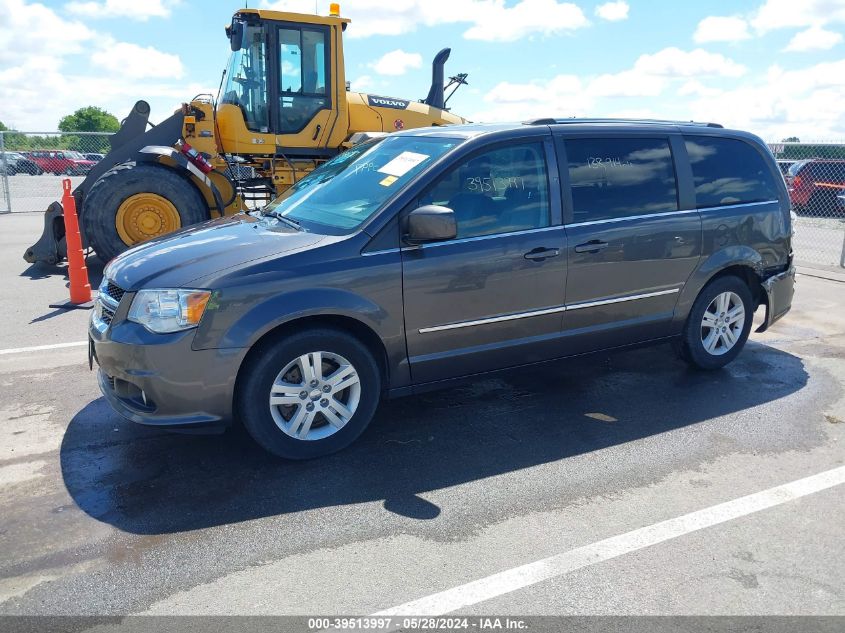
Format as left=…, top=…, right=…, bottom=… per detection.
left=1, top=131, right=843, bottom=269
left=768, top=141, right=845, bottom=270
left=0, top=131, right=113, bottom=218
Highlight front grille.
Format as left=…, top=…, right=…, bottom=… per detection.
left=100, top=305, right=115, bottom=326
left=104, top=281, right=125, bottom=304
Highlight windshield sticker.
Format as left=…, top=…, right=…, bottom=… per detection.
left=378, top=151, right=429, bottom=177
left=379, top=175, right=399, bottom=187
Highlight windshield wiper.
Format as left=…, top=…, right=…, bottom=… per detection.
left=266, top=210, right=302, bottom=231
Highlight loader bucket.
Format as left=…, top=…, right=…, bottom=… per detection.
left=23, top=201, right=67, bottom=265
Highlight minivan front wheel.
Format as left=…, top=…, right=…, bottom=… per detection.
left=680, top=276, right=754, bottom=370
left=237, top=328, right=381, bottom=459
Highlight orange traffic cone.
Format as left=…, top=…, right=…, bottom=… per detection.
left=49, top=179, right=94, bottom=309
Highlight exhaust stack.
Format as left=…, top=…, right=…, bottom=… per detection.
left=423, top=48, right=451, bottom=110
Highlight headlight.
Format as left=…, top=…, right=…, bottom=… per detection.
left=128, top=289, right=211, bottom=334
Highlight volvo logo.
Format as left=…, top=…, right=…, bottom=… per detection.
left=367, top=95, right=409, bottom=109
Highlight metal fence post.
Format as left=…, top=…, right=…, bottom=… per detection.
left=0, top=132, right=11, bottom=214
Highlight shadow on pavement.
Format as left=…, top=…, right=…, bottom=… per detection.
left=60, top=341, right=808, bottom=535
left=19, top=255, right=104, bottom=286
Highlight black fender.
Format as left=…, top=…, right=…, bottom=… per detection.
left=136, top=146, right=226, bottom=215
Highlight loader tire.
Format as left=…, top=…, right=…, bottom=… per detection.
left=83, top=162, right=208, bottom=262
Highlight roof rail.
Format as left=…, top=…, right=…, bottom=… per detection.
left=523, top=117, right=724, bottom=128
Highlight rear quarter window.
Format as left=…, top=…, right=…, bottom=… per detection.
left=685, top=136, right=779, bottom=208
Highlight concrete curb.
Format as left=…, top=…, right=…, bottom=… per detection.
left=797, top=266, right=845, bottom=283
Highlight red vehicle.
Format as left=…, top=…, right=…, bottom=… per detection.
left=786, top=158, right=845, bottom=215
left=25, top=150, right=97, bottom=176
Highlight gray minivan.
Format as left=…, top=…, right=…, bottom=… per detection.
left=90, top=119, right=795, bottom=459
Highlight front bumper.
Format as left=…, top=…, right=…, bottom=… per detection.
left=90, top=302, right=246, bottom=430
left=756, top=265, right=795, bottom=333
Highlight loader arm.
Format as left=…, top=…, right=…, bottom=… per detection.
left=22, top=102, right=184, bottom=265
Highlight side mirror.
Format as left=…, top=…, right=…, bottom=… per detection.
left=228, top=20, right=244, bottom=52
left=405, top=205, right=457, bottom=245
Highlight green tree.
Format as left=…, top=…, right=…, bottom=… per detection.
left=0, top=121, right=27, bottom=151
left=58, top=106, right=119, bottom=153
left=782, top=136, right=800, bottom=143
left=58, top=106, right=119, bottom=133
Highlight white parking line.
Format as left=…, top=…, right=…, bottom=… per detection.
left=0, top=341, right=88, bottom=355
left=375, top=465, right=845, bottom=616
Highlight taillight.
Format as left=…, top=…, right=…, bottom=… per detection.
left=791, top=175, right=802, bottom=187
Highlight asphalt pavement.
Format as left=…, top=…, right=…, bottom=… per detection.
left=0, top=212, right=844, bottom=622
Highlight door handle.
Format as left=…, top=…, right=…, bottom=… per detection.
left=312, top=124, right=322, bottom=141
left=574, top=240, right=609, bottom=254
left=524, top=247, right=560, bottom=261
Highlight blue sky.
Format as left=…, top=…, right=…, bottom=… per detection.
left=3, top=0, right=845, bottom=139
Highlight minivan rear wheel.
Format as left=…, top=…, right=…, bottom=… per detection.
left=680, top=276, right=754, bottom=370
left=236, top=328, right=381, bottom=459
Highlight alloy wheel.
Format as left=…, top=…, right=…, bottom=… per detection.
left=268, top=351, right=361, bottom=441
left=700, top=291, right=745, bottom=356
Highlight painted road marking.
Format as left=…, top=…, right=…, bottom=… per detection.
left=0, top=341, right=88, bottom=355
left=376, top=465, right=845, bottom=616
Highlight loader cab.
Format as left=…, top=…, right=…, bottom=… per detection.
left=218, top=8, right=349, bottom=156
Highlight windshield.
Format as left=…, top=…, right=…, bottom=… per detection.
left=66, top=151, right=85, bottom=159
left=219, top=21, right=270, bottom=133
left=263, top=135, right=461, bottom=235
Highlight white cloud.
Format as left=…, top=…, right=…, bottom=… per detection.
left=694, top=16, right=751, bottom=43
left=784, top=26, right=844, bottom=52
left=472, top=74, right=590, bottom=121
left=371, top=50, right=423, bottom=76
left=91, top=40, right=184, bottom=79
left=595, top=1, right=629, bottom=22
left=0, top=0, right=203, bottom=129
left=263, top=0, right=588, bottom=42
left=351, top=75, right=374, bottom=92
left=634, top=47, right=747, bottom=78
left=471, top=46, right=748, bottom=123
left=678, top=80, right=722, bottom=97
left=752, top=0, right=845, bottom=33
left=587, top=70, right=665, bottom=97
left=464, top=0, right=589, bottom=41
left=65, top=0, right=177, bottom=21
left=0, top=0, right=94, bottom=64
left=687, top=59, right=845, bottom=138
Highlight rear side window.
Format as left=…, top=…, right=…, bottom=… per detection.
left=685, top=137, right=779, bottom=208
left=565, top=137, right=678, bottom=223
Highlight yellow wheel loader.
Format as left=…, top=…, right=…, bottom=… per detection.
left=24, top=4, right=468, bottom=265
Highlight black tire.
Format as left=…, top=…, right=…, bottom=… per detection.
left=83, top=162, right=208, bottom=262
left=236, top=328, right=382, bottom=460
left=680, top=275, right=754, bottom=370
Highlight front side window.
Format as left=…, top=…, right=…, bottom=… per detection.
left=423, top=143, right=551, bottom=239
left=685, top=136, right=779, bottom=208
left=566, top=137, right=678, bottom=223
left=279, top=27, right=329, bottom=134
left=263, top=135, right=460, bottom=234
left=220, top=22, right=270, bottom=133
